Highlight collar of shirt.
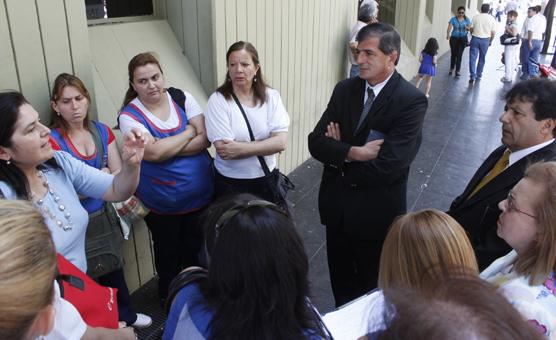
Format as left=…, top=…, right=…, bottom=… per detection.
left=508, top=138, right=555, bottom=166
left=365, top=72, right=393, bottom=103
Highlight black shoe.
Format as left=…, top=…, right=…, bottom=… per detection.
left=455, top=72, right=461, bottom=77
left=469, top=79, right=475, bottom=85
left=448, top=69, right=453, bottom=76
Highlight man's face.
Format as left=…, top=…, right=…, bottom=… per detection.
left=499, top=99, right=548, bottom=151
left=356, top=37, right=397, bottom=85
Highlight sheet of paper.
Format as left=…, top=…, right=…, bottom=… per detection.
left=322, top=293, right=380, bottom=340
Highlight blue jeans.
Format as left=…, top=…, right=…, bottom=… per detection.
left=350, top=64, right=360, bottom=78
left=528, top=39, right=543, bottom=77
left=520, top=39, right=543, bottom=77
left=469, top=37, right=490, bottom=80
left=520, top=40, right=530, bottom=76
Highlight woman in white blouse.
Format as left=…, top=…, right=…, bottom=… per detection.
left=205, top=41, right=290, bottom=209
left=481, top=161, right=556, bottom=338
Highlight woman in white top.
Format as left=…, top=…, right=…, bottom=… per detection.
left=205, top=41, right=290, bottom=210
left=481, top=161, right=556, bottom=338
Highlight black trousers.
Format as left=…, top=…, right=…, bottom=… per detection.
left=98, top=268, right=136, bottom=324
left=449, top=36, right=468, bottom=72
left=326, top=222, right=383, bottom=308
left=144, top=209, right=204, bottom=300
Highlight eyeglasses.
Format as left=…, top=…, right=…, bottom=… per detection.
left=506, top=190, right=537, bottom=219
left=458, top=11, right=465, bottom=14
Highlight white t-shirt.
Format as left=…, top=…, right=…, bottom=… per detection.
left=524, top=13, right=547, bottom=40
left=348, top=21, right=367, bottom=65
left=119, top=91, right=203, bottom=135
left=205, top=88, right=290, bottom=179
left=44, top=282, right=87, bottom=340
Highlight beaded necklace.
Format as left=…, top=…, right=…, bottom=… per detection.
left=31, top=170, right=73, bottom=231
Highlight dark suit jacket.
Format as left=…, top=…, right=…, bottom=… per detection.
left=448, top=141, right=556, bottom=269
left=308, top=72, right=428, bottom=240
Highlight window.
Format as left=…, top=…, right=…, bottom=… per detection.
left=86, top=0, right=153, bottom=20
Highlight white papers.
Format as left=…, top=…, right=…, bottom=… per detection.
left=322, top=291, right=384, bottom=340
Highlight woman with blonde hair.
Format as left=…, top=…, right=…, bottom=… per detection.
left=0, top=200, right=57, bottom=339
left=0, top=200, right=136, bottom=339
left=481, top=161, right=556, bottom=337
left=360, top=209, right=478, bottom=334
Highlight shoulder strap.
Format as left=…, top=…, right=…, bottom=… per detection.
left=167, top=87, right=187, bottom=112
left=166, top=267, right=208, bottom=313
left=230, top=92, right=271, bottom=176
left=88, top=122, right=106, bottom=168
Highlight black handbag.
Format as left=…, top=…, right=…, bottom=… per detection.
left=500, top=33, right=520, bottom=45
left=84, top=123, right=124, bottom=278
left=230, top=93, right=295, bottom=213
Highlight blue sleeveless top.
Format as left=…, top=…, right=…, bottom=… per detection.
left=119, top=100, right=214, bottom=214
left=49, top=121, right=111, bottom=214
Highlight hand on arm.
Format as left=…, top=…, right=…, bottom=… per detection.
left=142, top=124, right=195, bottom=162
left=214, top=131, right=287, bottom=160
left=347, top=139, right=384, bottom=162
left=102, top=128, right=146, bottom=202
left=177, top=115, right=210, bottom=156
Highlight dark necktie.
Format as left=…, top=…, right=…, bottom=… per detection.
left=356, top=88, right=375, bottom=131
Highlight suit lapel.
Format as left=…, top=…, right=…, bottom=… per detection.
left=462, top=141, right=556, bottom=207
left=349, top=78, right=367, bottom=136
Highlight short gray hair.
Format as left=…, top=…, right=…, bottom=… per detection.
left=358, top=0, right=378, bottom=22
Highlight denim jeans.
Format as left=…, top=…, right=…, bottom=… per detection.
left=520, top=39, right=530, bottom=76
left=469, top=37, right=490, bottom=80
left=528, top=39, right=543, bottom=77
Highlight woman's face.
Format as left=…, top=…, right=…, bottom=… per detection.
left=497, top=178, right=543, bottom=254
left=457, top=9, right=465, bottom=17
left=131, top=63, right=165, bottom=104
left=51, top=86, right=89, bottom=126
left=0, top=104, right=53, bottom=169
left=227, top=49, right=260, bottom=89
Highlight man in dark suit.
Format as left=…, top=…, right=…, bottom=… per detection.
left=449, top=79, right=556, bottom=270
left=308, top=22, right=428, bottom=307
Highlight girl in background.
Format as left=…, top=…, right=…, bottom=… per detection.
left=415, top=38, right=439, bottom=98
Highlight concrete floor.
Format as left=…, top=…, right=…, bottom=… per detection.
left=131, top=35, right=554, bottom=338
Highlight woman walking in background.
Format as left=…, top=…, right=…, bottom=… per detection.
left=446, top=6, right=471, bottom=77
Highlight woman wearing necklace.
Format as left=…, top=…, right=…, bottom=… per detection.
left=0, top=90, right=145, bottom=281
left=205, top=41, right=290, bottom=209
left=118, top=52, right=214, bottom=303
left=48, top=73, right=151, bottom=328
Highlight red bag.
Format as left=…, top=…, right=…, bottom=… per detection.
left=56, top=253, right=119, bottom=328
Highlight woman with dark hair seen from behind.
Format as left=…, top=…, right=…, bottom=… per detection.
left=0, top=200, right=136, bottom=339
left=369, top=274, right=543, bottom=340
left=163, top=193, right=328, bottom=340
left=481, top=161, right=556, bottom=337
left=446, top=6, right=471, bottom=77
left=0, top=91, right=144, bottom=284
left=118, top=52, right=214, bottom=303
left=205, top=42, right=290, bottom=212
left=48, top=73, right=151, bottom=328
left=344, top=209, right=479, bottom=337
